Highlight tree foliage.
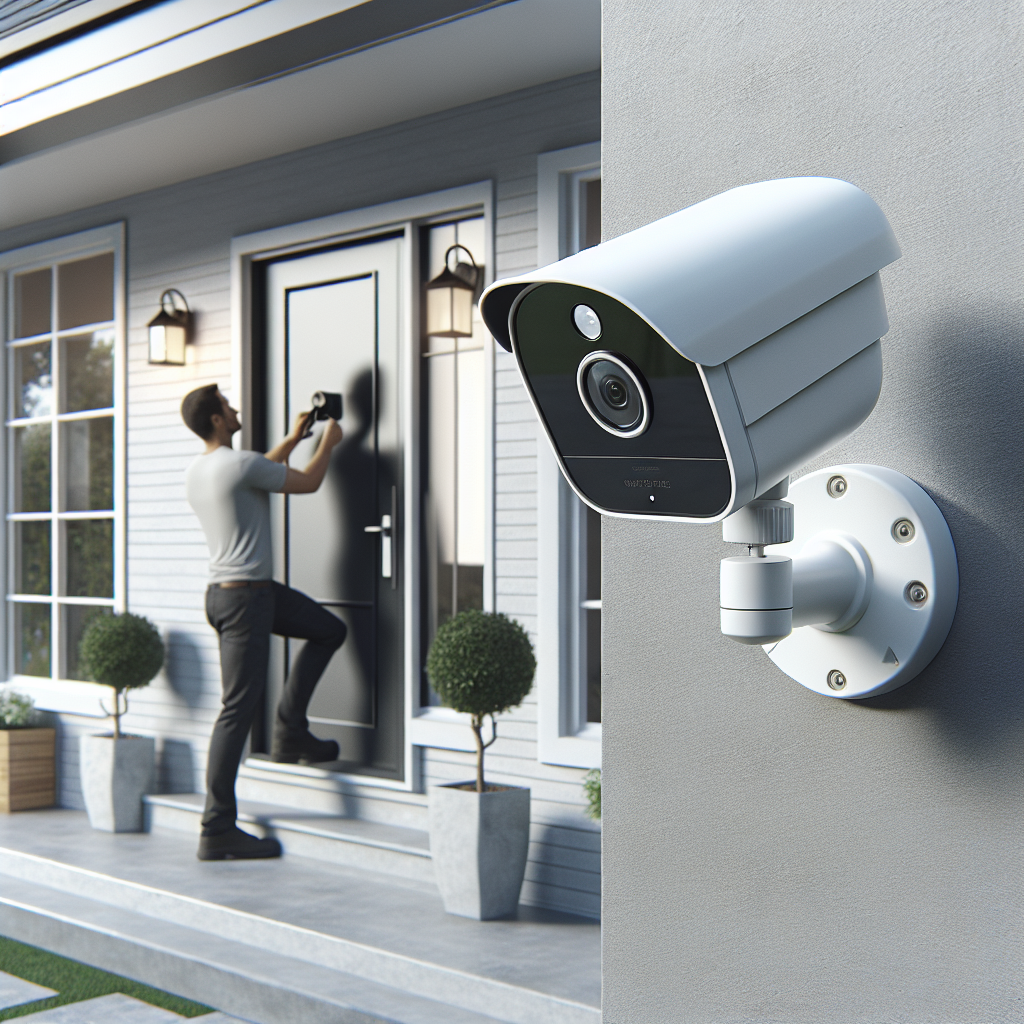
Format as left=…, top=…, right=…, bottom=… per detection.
left=427, top=610, right=535, bottom=716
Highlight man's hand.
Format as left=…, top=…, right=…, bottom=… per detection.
left=321, top=418, right=343, bottom=448
left=290, top=411, right=313, bottom=441
left=282, top=418, right=343, bottom=494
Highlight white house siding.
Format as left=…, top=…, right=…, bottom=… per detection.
left=0, top=71, right=600, bottom=918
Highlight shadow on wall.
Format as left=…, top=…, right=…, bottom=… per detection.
left=860, top=306, right=1024, bottom=771
left=164, top=630, right=207, bottom=708
left=158, top=738, right=197, bottom=794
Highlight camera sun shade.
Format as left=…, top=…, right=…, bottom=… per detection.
left=480, top=177, right=902, bottom=522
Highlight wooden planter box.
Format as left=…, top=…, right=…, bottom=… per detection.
left=0, top=728, right=56, bottom=813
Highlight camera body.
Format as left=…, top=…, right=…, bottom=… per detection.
left=300, top=391, right=342, bottom=439
left=311, top=390, right=343, bottom=422
left=480, top=177, right=901, bottom=522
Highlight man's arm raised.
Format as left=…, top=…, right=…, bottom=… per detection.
left=282, top=418, right=342, bottom=494
left=265, top=411, right=313, bottom=465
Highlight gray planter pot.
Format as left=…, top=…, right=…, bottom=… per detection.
left=429, top=782, right=530, bottom=920
left=80, top=734, right=155, bottom=833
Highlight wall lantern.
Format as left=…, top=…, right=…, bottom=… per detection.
left=425, top=245, right=479, bottom=338
left=147, top=289, right=191, bottom=365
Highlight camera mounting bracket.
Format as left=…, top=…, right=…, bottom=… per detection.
left=722, top=464, right=958, bottom=698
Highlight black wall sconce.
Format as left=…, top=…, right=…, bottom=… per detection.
left=148, top=289, right=191, bottom=365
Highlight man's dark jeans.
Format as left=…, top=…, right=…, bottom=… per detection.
left=202, top=581, right=346, bottom=835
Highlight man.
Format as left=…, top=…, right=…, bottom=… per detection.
left=181, top=384, right=344, bottom=861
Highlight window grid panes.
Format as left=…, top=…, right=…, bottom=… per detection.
left=420, top=216, right=487, bottom=706
left=6, top=250, right=117, bottom=682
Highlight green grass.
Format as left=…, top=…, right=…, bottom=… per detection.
left=0, top=935, right=214, bottom=1019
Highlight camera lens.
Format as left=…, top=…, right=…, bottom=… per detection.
left=601, top=376, right=629, bottom=409
left=577, top=353, right=650, bottom=437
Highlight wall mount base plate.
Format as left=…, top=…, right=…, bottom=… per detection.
left=765, top=464, right=958, bottom=699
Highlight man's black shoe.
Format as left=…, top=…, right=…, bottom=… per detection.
left=271, top=729, right=340, bottom=765
left=197, top=826, right=282, bottom=861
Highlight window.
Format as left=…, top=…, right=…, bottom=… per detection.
left=535, top=143, right=602, bottom=767
left=419, top=216, right=489, bottom=706
left=2, top=227, right=123, bottom=697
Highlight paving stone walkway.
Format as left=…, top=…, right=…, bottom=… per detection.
left=0, top=968, right=56, bottom=1010
left=8, top=992, right=245, bottom=1022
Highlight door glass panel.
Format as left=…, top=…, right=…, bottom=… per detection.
left=14, top=521, right=51, bottom=595
left=62, top=418, right=114, bottom=510
left=13, top=424, right=51, bottom=512
left=63, top=605, right=112, bottom=681
left=285, top=276, right=377, bottom=603
left=65, top=519, right=114, bottom=597
left=61, top=330, right=114, bottom=412
left=14, top=269, right=51, bottom=339
left=285, top=275, right=378, bottom=731
left=57, top=253, right=114, bottom=330
left=13, top=342, right=53, bottom=418
left=14, top=602, right=50, bottom=677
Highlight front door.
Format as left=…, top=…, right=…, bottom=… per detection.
left=264, top=236, right=404, bottom=780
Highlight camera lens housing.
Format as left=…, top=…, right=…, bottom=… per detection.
left=576, top=351, right=650, bottom=438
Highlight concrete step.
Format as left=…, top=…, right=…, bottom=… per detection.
left=0, top=811, right=601, bottom=1024
left=144, top=793, right=434, bottom=884
left=0, top=876, right=504, bottom=1024
left=236, top=758, right=430, bottom=830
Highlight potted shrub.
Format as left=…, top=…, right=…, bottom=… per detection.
left=78, top=613, right=164, bottom=832
left=0, top=691, right=55, bottom=813
left=425, top=609, right=536, bottom=919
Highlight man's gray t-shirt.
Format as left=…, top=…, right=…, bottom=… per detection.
left=186, top=447, right=287, bottom=583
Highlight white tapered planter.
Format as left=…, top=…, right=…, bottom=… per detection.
left=80, top=734, right=155, bottom=833
left=429, top=782, right=530, bottom=920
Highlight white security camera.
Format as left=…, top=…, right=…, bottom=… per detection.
left=481, top=176, right=900, bottom=521
left=482, top=178, right=959, bottom=698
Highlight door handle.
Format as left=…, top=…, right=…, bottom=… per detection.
left=364, top=514, right=393, bottom=578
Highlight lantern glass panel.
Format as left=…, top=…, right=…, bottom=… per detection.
left=452, top=287, right=474, bottom=337
left=426, top=286, right=454, bottom=336
left=164, top=323, right=187, bottom=364
left=149, top=324, right=167, bottom=363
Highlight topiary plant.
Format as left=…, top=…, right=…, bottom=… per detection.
left=79, top=613, right=165, bottom=739
left=426, top=610, right=536, bottom=793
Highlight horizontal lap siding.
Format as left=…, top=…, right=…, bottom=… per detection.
left=0, top=72, right=600, bottom=919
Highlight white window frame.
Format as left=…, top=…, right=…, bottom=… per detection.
left=0, top=223, right=126, bottom=718
left=536, top=142, right=602, bottom=768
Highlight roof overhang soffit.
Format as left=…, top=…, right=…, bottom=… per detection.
left=0, top=0, right=517, bottom=164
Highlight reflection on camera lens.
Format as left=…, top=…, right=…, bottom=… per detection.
left=578, top=354, right=649, bottom=436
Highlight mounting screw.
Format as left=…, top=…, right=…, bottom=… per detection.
left=827, top=669, right=847, bottom=691
left=906, top=581, right=928, bottom=606
left=892, top=518, right=916, bottom=544
left=827, top=475, right=848, bottom=499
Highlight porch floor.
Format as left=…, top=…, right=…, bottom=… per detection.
left=0, top=809, right=600, bottom=1024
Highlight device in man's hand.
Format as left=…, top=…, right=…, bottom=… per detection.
left=300, top=391, right=343, bottom=439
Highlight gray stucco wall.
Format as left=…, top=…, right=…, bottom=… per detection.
left=600, top=2, right=1022, bottom=1020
